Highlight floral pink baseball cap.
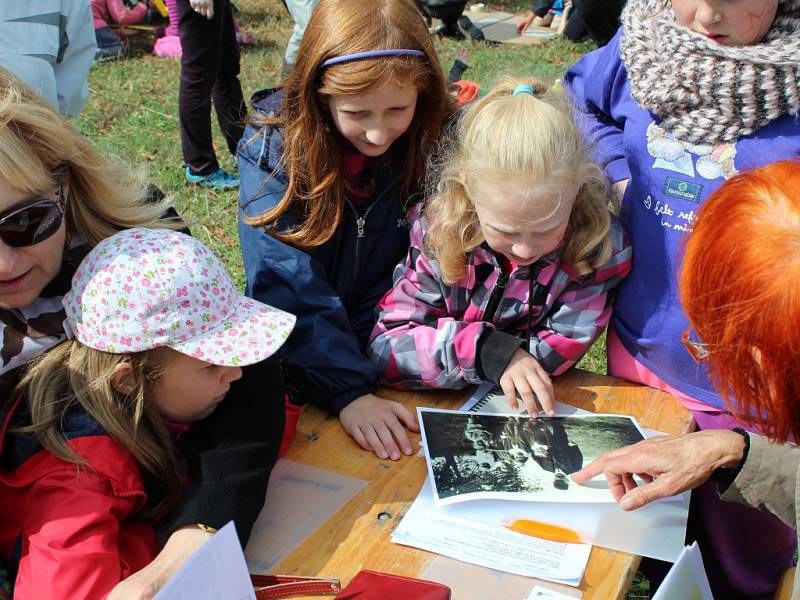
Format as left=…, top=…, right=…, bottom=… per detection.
left=63, top=228, right=296, bottom=366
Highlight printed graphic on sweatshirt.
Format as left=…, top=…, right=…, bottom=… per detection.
left=641, top=194, right=697, bottom=233
left=639, top=123, right=739, bottom=234
left=646, top=123, right=738, bottom=181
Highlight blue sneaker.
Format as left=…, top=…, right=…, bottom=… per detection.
left=184, top=167, right=239, bottom=190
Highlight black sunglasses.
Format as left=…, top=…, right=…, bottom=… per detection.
left=0, top=181, right=65, bottom=248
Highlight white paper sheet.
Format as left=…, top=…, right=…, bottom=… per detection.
left=154, top=522, right=255, bottom=600
left=653, top=542, right=714, bottom=600
left=461, top=386, right=689, bottom=562
left=245, top=459, right=367, bottom=573
left=461, top=383, right=535, bottom=414
left=526, top=586, right=581, bottom=600
left=393, top=480, right=591, bottom=586
left=413, top=465, right=687, bottom=563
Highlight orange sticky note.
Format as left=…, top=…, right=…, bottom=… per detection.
left=504, top=519, right=582, bottom=544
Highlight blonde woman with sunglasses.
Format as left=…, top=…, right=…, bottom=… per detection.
left=0, top=67, right=288, bottom=598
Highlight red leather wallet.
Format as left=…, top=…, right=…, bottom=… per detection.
left=251, top=574, right=341, bottom=599
left=334, top=570, right=451, bottom=600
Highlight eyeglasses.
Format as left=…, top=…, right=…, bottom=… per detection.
left=0, top=181, right=65, bottom=248
left=682, top=328, right=710, bottom=362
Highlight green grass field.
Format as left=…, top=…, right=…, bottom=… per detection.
left=76, top=4, right=650, bottom=594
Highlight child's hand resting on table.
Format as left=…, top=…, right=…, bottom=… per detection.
left=339, top=393, right=420, bottom=461
left=499, top=348, right=556, bottom=416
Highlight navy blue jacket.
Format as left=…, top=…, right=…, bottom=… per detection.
left=237, top=89, right=412, bottom=413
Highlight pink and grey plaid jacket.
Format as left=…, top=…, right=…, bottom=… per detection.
left=368, top=205, right=632, bottom=390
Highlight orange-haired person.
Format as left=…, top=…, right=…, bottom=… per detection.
left=573, top=161, right=800, bottom=598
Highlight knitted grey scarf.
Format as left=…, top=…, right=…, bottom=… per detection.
left=620, top=0, right=800, bottom=145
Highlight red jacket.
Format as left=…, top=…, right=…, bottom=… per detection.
left=0, top=395, right=158, bottom=599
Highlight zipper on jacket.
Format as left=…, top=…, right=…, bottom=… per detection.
left=526, top=274, right=533, bottom=353
left=482, top=271, right=509, bottom=323
left=526, top=269, right=548, bottom=353
left=345, top=194, right=379, bottom=280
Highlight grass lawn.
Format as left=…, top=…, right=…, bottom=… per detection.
left=77, top=5, right=649, bottom=595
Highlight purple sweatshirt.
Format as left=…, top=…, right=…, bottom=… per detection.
left=564, top=29, right=800, bottom=409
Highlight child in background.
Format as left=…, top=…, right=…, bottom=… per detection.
left=516, top=0, right=624, bottom=46
left=91, top=0, right=148, bottom=61
left=564, top=0, right=800, bottom=595
left=0, top=228, right=294, bottom=599
left=153, top=0, right=182, bottom=57
left=281, top=0, right=320, bottom=76
left=153, top=0, right=253, bottom=59
left=176, top=0, right=244, bottom=190
left=237, top=0, right=454, bottom=462
left=369, top=79, right=631, bottom=416
left=447, top=48, right=480, bottom=107
left=417, top=0, right=467, bottom=39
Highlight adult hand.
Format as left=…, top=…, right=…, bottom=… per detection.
left=189, top=0, right=214, bottom=19
left=499, top=348, right=555, bottom=416
left=571, top=430, right=747, bottom=510
left=516, top=11, right=536, bottom=34
left=107, top=525, right=214, bottom=599
left=339, top=393, right=420, bottom=460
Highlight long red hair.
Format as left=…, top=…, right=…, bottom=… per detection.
left=680, top=161, right=800, bottom=442
left=243, top=0, right=453, bottom=250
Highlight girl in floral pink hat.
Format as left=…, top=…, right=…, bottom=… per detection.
left=0, top=228, right=294, bottom=600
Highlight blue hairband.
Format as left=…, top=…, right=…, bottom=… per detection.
left=512, top=84, right=535, bottom=96
left=321, top=49, right=426, bottom=68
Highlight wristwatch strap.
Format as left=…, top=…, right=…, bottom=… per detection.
left=710, top=427, right=750, bottom=489
left=194, top=523, right=218, bottom=535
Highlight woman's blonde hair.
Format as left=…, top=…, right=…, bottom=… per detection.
left=242, top=0, right=454, bottom=250
left=425, top=79, right=613, bottom=284
left=0, top=67, right=180, bottom=245
left=14, top=341, right=181, bottom=520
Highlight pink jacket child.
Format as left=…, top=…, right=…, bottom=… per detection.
left=91, top=0, right=147, bottom=48
left=368, top=80, right=633, bottom=415
left=369, top=205, right=632, bottom=391
left=153, top=0, right=180, bottom=58
left=154, top=0, right=250, bottom=58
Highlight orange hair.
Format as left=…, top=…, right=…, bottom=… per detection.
left=680, top=161, right=800, bottom=442
left=243, top=0, right=454, bottom=250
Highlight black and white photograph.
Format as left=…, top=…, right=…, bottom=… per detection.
left=418, top=408, right=646, bottom=505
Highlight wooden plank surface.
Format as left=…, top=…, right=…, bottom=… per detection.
left=273, top=369, right=694, bottom=599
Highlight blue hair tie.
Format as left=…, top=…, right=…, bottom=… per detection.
left=512, top=84, right=535, bottom=96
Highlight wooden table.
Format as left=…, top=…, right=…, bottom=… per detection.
left=275, top=369, right=694, bottom=599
